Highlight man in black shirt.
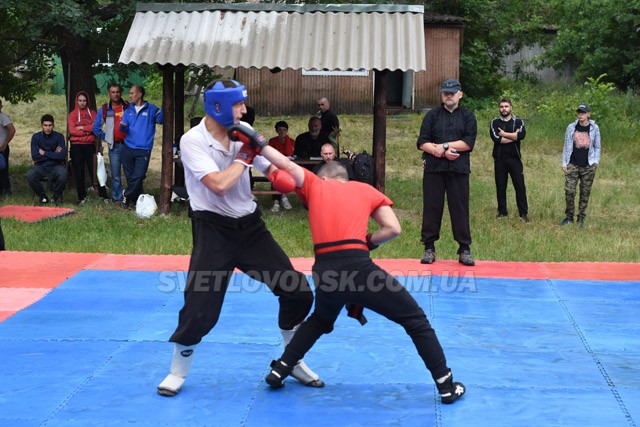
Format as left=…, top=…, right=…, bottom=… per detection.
left=294, top=116, right=330, bottom=159
left=416, top=79, right=477, bottom=266
left=317, top=97, right=339, bottom=137
left=489, top=98, right=529, bottom=221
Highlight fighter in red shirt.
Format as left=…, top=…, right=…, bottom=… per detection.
left=229, top=124, right=466, bottom=405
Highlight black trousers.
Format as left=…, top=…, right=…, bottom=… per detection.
left=494, top=157, right=528, bottom=216
left=70, top=144, right=95, bottom=201
left=0, top=145, right=10, bottom=194
left=169, top=210, right=313, bottom=346
left=421, top=171, right=471, bottom=253
left=281, top=251, right=450, bottom=381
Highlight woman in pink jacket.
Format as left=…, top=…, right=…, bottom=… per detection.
left=68, top=91, right=107, bottom=203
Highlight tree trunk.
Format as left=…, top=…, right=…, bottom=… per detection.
left=59, top=33, right=97, bottom=117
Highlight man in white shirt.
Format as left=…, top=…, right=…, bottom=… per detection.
left=157, top=80, right=323, bottom=397
left=0, top=99, right=16, bottom=196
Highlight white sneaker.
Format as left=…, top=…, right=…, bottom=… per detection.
left=271, top=202, right=281, bottom=213
left=282, top=196, right=292, bottom=210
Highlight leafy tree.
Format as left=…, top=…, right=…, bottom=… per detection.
left=426, top=0, right=551, bottom=98
left=0, top=0, right=138, bottom=110
left=541, top=0, right=640, bottom=91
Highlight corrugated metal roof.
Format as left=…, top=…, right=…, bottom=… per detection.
left=423, top=11, right=465, bottom=26
left=119, top=3, right=426, bottom=72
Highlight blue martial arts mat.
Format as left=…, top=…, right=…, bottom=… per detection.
left=1, top=269, right=639, bottom=426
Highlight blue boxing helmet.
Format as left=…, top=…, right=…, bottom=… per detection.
left=203, top=80, right=248, bottom=127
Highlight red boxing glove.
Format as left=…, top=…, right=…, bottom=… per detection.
left=268, top=169, right=296, bottom=194
left=366, top=233, right=379, bottom=251
left=233, top=144, right=256, bottom=167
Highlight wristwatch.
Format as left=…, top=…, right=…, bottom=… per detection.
left=443, top=143, right=449, bottom=151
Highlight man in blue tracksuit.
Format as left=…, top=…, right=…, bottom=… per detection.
left=119, top=85, right=163, bottom=207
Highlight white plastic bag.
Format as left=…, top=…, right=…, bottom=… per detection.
left=96, top=152, right=107, bottom=186
left=135, top=194, right=157, bottom=218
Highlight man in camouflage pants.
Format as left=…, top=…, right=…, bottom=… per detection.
left=560, top=104, right=601, bottom=226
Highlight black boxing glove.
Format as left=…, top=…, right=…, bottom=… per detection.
left=228, top=124, right=268, bottom=153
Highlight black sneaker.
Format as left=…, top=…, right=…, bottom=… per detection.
left=496, top=213, right=507, bottom=219
left=576, top=217, right=585, bottom=226
left=519, top=214, right=530, bottom=222
left=560, top=217, right=573, bottom=226
left=458, top=250, right=475, bottom=266
left=40, top=195, right=49, bottom=205
left=266, top=359, right=293, bottom=389
left=51, top=195, right=61, bottom=205
left=436, top=372, right=466, bottom=404
left=421, top=248, right=436, bottom=264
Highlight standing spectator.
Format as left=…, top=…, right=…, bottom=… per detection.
left=156, top=80, right=321, bottom=397
left=0, top=99, right=16, bottom=197
left=241, top=105, right=256, bottom=126
left=294, top=117, right=329, bottom=159
left=26, top=114, right=68, bottom=204
left=312, top=143, right=355, bottom=180
left=93, top=84, right=130, bottom=208
left=268, top=120, right=295, bottom=212
left=119, top=85, right=163, bottom=208
left=68, top=91, right=108, bottom=204
left=317, top=97, right=339, bottom=137
left=317, top=96, right=340, bottom=153
left=489, top=98, right=529, bottom=221
left=561, top=104, right=601, bottom=226
left=416, top=79, right=477, bottom=266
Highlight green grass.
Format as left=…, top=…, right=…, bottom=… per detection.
left=2, top=89, right=639, bottom=262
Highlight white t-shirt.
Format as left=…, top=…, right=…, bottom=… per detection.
left=180, top=119, right=271, bottom=218
left=0, top=112, right=12, bottom=145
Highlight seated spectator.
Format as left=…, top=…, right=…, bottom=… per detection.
left=313, top=143, right=355, bottom=180
left=294, top=116, right=330, bottom=159
left=26, top=114, right=68, bottom=204
left=268, top=120, right=295, bottom=212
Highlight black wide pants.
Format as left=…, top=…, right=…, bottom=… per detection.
left=170, top=209, right=313, bottom=346
left=421, top=171, right=471, bottom=253
left=494, top=157, right=528, bottom=216
left=281, top=250, right=450, bottom=381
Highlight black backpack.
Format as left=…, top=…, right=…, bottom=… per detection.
left=352, top=151, right=374, bottom=185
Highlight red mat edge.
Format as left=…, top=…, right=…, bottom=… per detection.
left=0, top=204, right=76, bottom=223
left=1, top=251, right=638, bottom=323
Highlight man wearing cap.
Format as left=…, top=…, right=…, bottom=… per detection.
left=416, top=79, right=477, bottom=266
left=157, top=80, right=323, bottom=398
left=560, top=104, right=601, bottom=226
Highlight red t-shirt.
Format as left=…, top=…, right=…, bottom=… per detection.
left=113, top=104, right=126, bottom=142
left=296, top=169, right=393, bottom=252
left=268, top=135, right=295, bottom=157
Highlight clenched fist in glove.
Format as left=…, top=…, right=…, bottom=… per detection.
left=234, top=144, right=256, bottom=167
left=228, top=124, right=268, bottom=153
left=268, top=169, right=296, bottom=194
